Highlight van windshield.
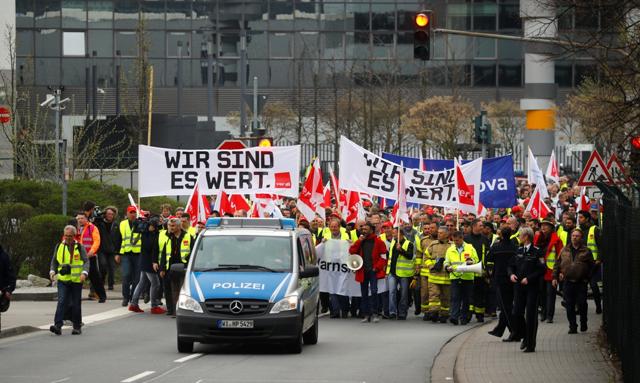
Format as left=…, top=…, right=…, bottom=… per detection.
left=192, top=235, right=292, bottom=273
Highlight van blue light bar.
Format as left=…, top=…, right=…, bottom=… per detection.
left=205, top=217, right=297, bottom=230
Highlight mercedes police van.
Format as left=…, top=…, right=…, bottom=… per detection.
left=173, top=218, right=320, bottom=354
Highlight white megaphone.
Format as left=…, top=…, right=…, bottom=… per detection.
left=346, top=254, right=364, bottom=271
left=454, top=262, right=483, bottom=275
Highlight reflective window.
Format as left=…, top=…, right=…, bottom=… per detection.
left=371, top=4, right=394, bottom=31
left=557, top=7, right=573, bottom=30
left=372, top=33, right=394, bottom=59
left=89, top=30, right=113, bottom=57
left=575, top=7, right=598, bottom=30
left=270, top=32, right=293, bottom=58
left=219, top=1, right=243, bottom=30
left=346, top=32, right=369, bottom=58
left=167, top=58, right=192, bottom=86
left=429, top=66, right=447, bottom=86
left=193, top=57, right=209, bottom=87
left=269, top=0, right=294, bottom=30
left=192, top=31, right=211, bottom=59
left=246, top=2, right=268, bottom=31
left=35, top=0, right=62, bottom=28
left=17, top=30, right=34, bottom=57
left=62, top=0, right=86, bottom=28
left=147, top=31, right=168, bottom=58
left=167, top=0, right=193, bottom=30
left=248, top=59, right=270, bottom=87
left=36, top=58, right=61, bottom=85
left=499, top=1, right=521, bottom=30
left=474, top=37, right=496, bottom=58
left=218, top=59, right=238, bottom=86
left=149, top=59, right=166, bottom=86
left=320, top=2, right=345, bottom=31
left=447, top=35, right=472, bottom=60
left=141, top=0, right=166, bottom=29
left=61, top=57, right=86, bottom=86
left=270, top=59, right=293, bottom=87
left=473, top=62, right=496, bottom=86
left=575, top=62, right=597, bottom=86
left=88, top=1, right=113, bottom=29
left=220, top=33, right=241, bottom=58
left=555, top=62, right=573, bottom=88
left=498, top=39, right=521, bottom=60
left=473, top=1, right=496, bottom=31
left=193, top=0, right=216, bottom=30
left=115, top=31, right=138, bottom=57
left=94, top=58, right=116, bottom=88
left=247, top=31, right=268, bottom=59
left=498, top=61, right=521, bottom=87
left=17, top=0, right=35, bottom=28
left=447, top=3, right=470, bottom=30
left=17, top=58, right=35, bottom=86
left=295, top=0, right=319, bottom=31
left=348, top=3, right=370, bottom=30
left=62, top=31, right=86, bottom=57
left=296, top=32, right=320, bottom=59
left=114, top=0, right=139, bottom=29
left=35, top=29, right=61, bottom=57
left=447, top=64, right=471, bottom=86
left=322, top=32, right=345, bottom=60
left=168, top=32, right=192, bottom=58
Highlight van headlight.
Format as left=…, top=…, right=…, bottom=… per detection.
left=270, top=295, right=299, bottom=314
left=177, top=294, right=203, bottom=313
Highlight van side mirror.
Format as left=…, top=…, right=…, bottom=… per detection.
left=299, top=265, right=319, bottom=278
left=170, top=263, right=186, bottom=275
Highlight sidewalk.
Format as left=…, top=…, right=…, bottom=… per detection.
left=0, top=285, right=142, bottom=338
left=432, top=302, right=621, bottom=383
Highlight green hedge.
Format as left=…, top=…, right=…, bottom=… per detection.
left=19, top=214, right=71, bottom=278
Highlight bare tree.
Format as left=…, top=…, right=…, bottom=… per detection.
left=482, top=99, right=524, bottom=155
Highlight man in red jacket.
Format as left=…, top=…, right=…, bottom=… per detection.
left=349, top=222, right=388, bottom=323
left=534, top=220, right=564, bottom=323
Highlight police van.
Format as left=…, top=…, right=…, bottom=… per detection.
left=173, top=218, right=320, bottom=354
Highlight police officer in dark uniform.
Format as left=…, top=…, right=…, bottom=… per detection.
left=508, top=226, right=545, bottom=353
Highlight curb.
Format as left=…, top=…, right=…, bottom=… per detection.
left=0, top=325, right=42, bottom=339
left=12, top=292, right=58, bottom=301
left=429, top=321, right=490, bottom=383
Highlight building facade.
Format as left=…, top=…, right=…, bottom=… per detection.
left=14, top=0, right=601, bottom=118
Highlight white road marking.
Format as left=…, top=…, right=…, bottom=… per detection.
left=173, top=353, right=203, bottom=363
left=38, top=307, right=132, bottom=330
left=121, top=371, right=155, bottom=382
left=195, top=380, right=204, bottom=383
left=50, top=378, right=70, bottom=383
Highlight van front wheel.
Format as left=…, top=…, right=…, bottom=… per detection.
left=303, top=312, right=318, bottom=345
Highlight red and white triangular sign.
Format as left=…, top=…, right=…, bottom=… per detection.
left=606, top=154, right=632, bottom=185
left=577, top=150, right=614, bottom=186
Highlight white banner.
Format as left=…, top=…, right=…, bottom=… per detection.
left=138, top=145, right=301, bottom=197
left=316, top=240, right=387, bottom=296
left=339, top=136, right=482, bottom=208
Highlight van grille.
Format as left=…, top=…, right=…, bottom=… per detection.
left=204, top=299, right=270, bottom=315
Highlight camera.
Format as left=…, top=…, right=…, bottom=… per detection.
left=59, top=264, right=72, bottom=276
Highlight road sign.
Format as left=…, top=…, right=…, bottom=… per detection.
left=217, top=140, right=246, bottom=150
left=566, top=143, right=594, bottom=154
left=577, top=150, right=614, bottom=186
left=585, top=186, right=603, bottom=202
left=0, top=106, right=10, bottom=124
left=606, top=154, right=632, bottom=185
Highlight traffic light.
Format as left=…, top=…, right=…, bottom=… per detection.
left=474, top=111, right=491, bottom=145
left=413, top=11, right=432, bottom=60
left=630, top=135, right=640, bottom=181
left=250, top=126, right=272, bottom=147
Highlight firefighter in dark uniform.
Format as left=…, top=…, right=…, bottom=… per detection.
left=464, top=219, right=491, bottom=323
left=508, top=226, right=545, bottom=353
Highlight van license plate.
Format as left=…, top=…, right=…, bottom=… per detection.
left=218, top=320, right=254, bottom=329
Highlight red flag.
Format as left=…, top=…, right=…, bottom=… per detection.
left=577, top=187, right=590, bottom=212
left=344, top=190, right=362, bottom=224
left=213, top=191, right=233, bottom=216
left=525, top=188, right=551, bottom=219
left=328, top=165, right=341, bottom=212
left=455, top=160, right=477, bottom=214
left=229, top=194, right=251, bottom=213
left=546, top=149, right=560, bottom=183
left=298, top=158, right=324, bottom=222
left=185, top=182, right=212, bottom=226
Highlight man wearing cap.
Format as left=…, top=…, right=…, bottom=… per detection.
left=114, top=206, right=142, bottom=307
left=535, top=220, right=564, bottom=323
left=578, top=210, right=602, bottom=314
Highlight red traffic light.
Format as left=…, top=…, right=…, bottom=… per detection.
left=415, top=13, right=430, bottom=28
left=632, top=135, right=640, bottom=150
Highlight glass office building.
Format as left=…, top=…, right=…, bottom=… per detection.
left=14, top=0, right=597, bottom=115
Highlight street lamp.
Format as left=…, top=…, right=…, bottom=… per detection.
left=41, top=88, right=70, bottom=216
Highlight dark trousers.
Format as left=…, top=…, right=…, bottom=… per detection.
left=320, top=292, right=330, bottom=313
left=412, top=277, right=421, bottom=314
left=450, top=279, right=473, bottom=321
left=589, top=267, right=602, bottom=309
left=564, top=280, right=588, bottom=329
left=472, top=277, right=487, bottom=316
left=88, top=256, right=106, bottom=300
left=486, top=278, right=497, bottom=315
left=513, top=282, right=540, bottom=351
left=359, top=270, right=378, bottom=316
left=540, top=280, right=557, bottom=320
left=493, top=281, right=515, bottom=336
left=121, top=253, right=141, bottom=301
left=377, top=291, right=389, bottom=316
left=99, top=253, right=116, bottom=288
left=163, top=269, right=185, bottom=314
left=54, top=282, right=82, bottom=328
left=329, top=294, right=349, bottom=316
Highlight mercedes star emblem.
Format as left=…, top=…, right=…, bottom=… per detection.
left=229, top=300, right=243, bottom=314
